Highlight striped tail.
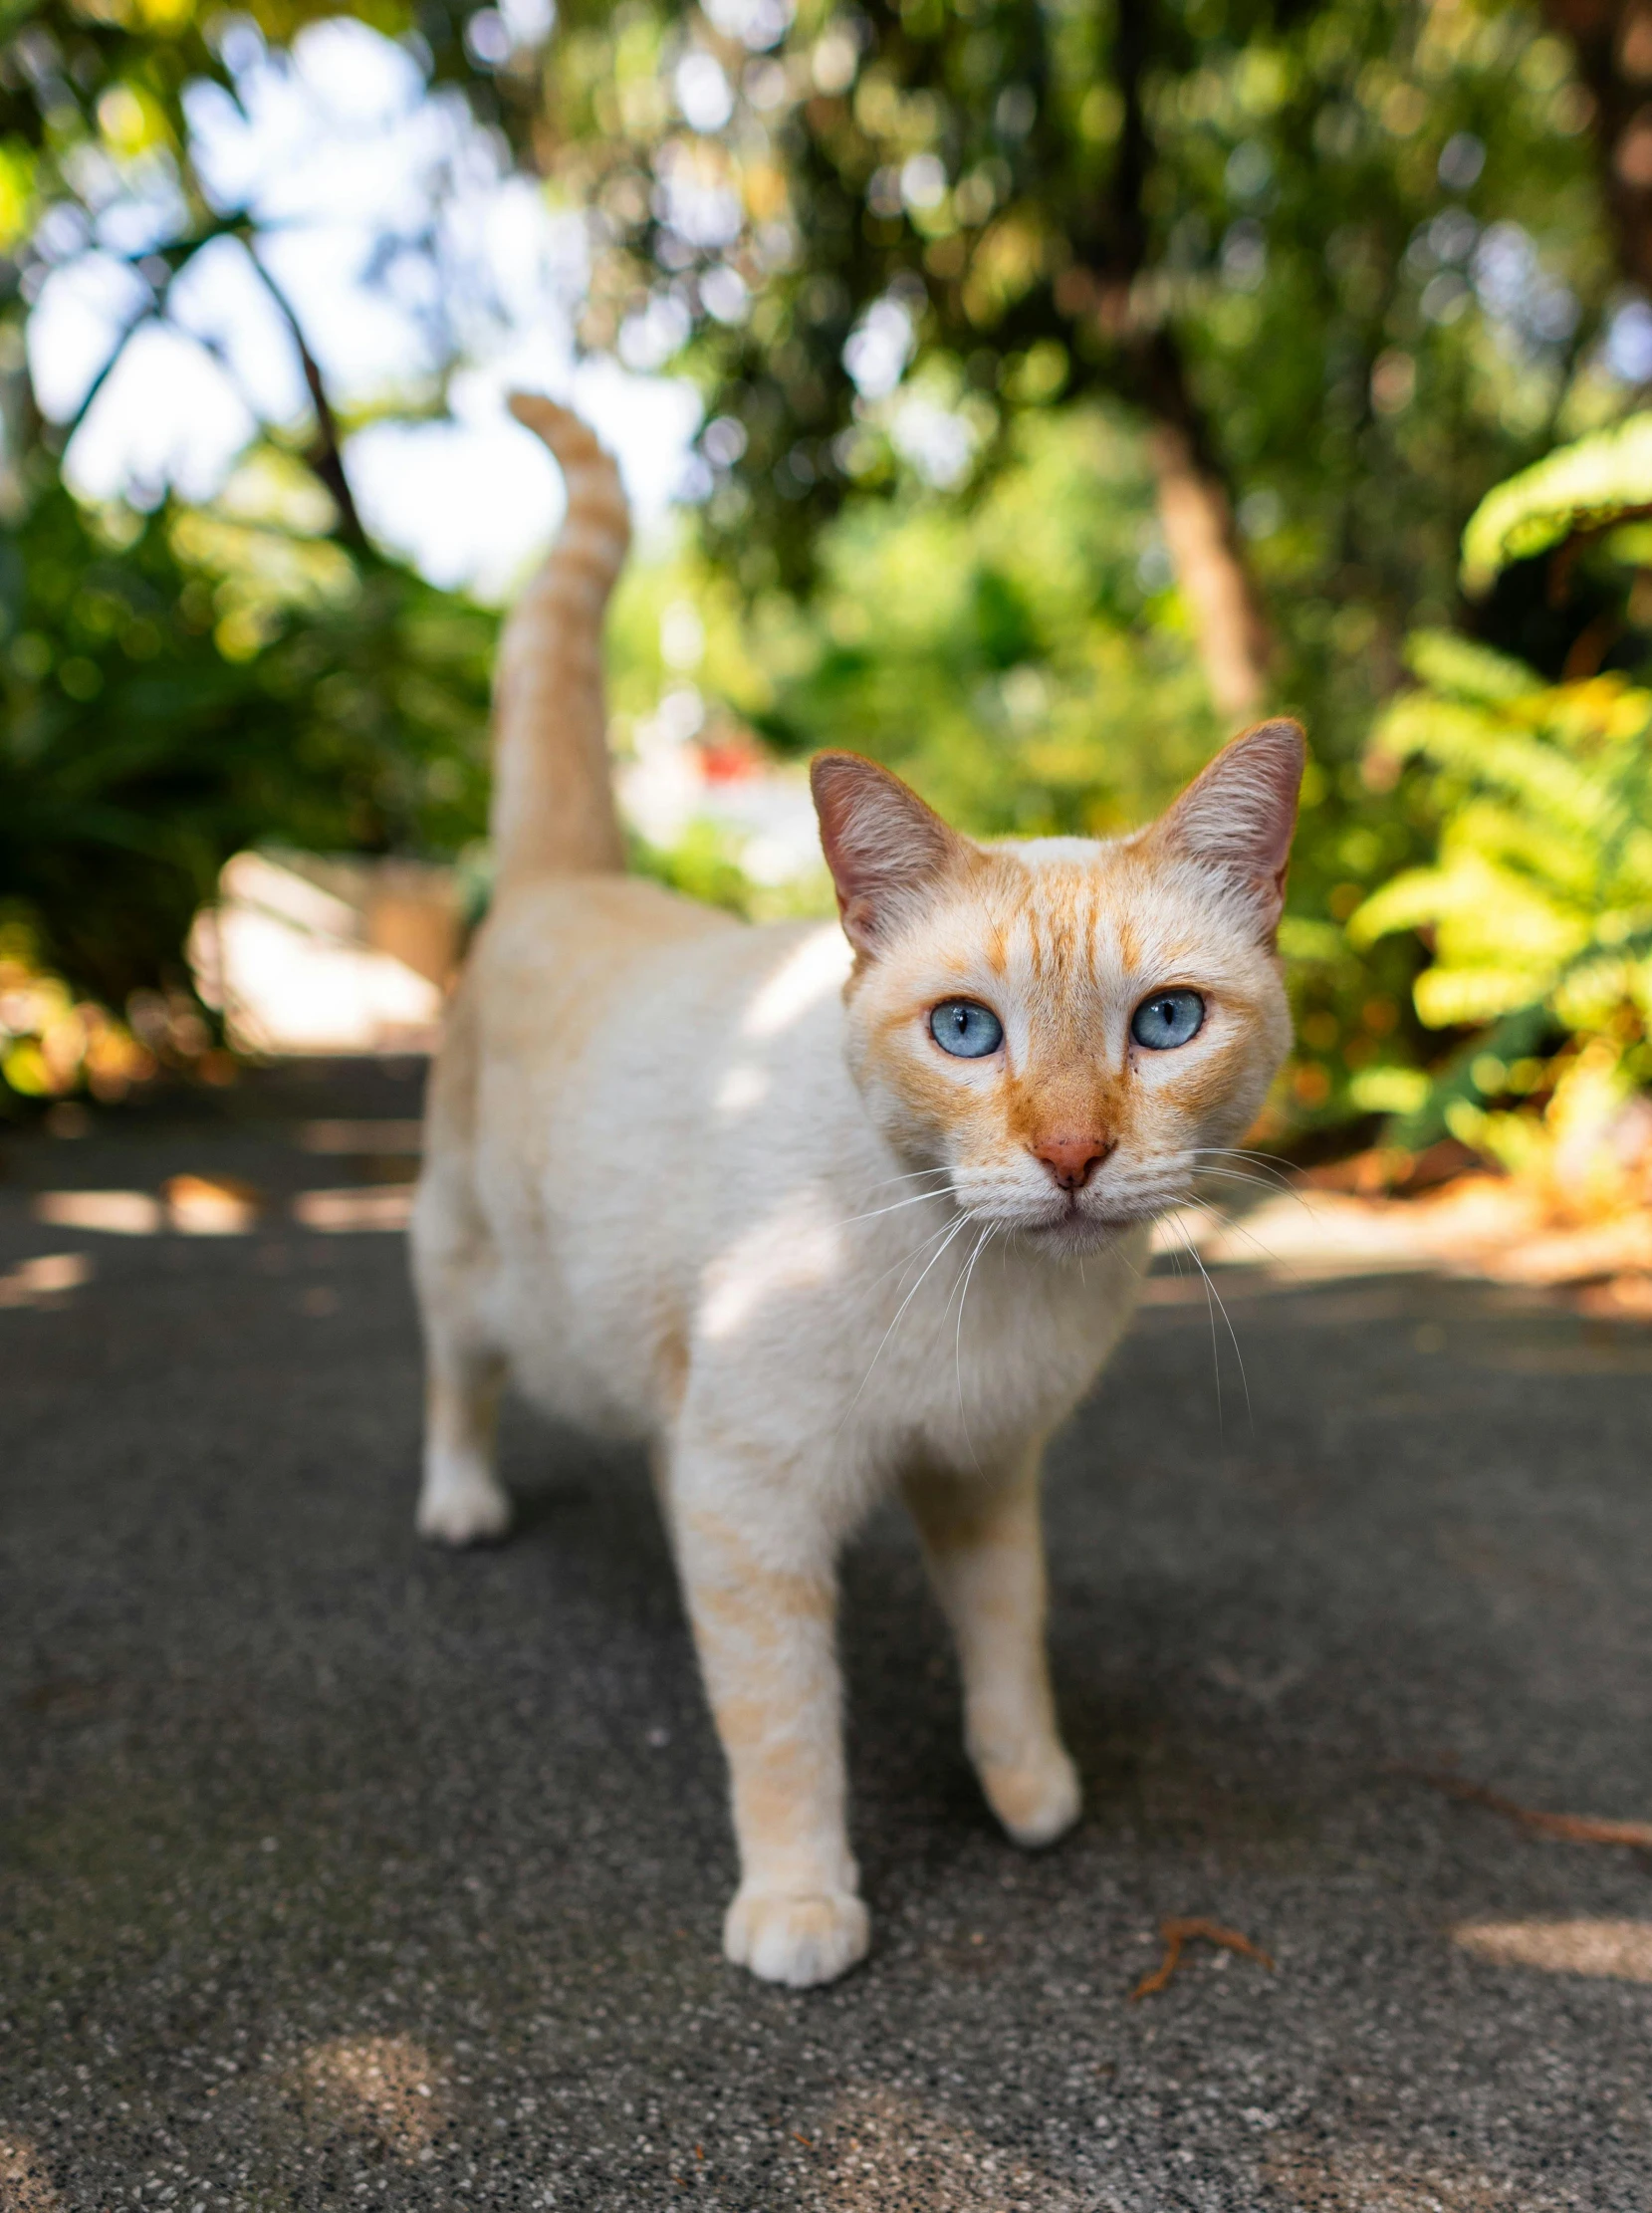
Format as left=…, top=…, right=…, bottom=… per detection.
left=488, top=394, right=631, bottom=886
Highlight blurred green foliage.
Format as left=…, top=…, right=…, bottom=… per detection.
left=0, top=470, right=495, bottom=1009
left=1348, top=412, right=1652, bottom=1207
left=554, top=0, right=1608, bottom=625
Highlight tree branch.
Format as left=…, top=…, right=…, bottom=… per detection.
left=1544, top=0, right=1652, bottom=294
left=245, top=244, right=369, bottom=551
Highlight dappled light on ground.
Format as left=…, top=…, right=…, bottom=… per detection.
left=1166, top=1170, right=1652, bottom=1313
left=293, top=2035, right=447, bottom=2158
left=0, top=1254, right=91, bottom=1309
left=30, top=1177, right=414, bottom=1237
left=813, top=2088, right=1083, bottom=2212
left=1453, top=1919, right=1652, bottom=1982
left=33, top=1176, right=263, bottom=1235
left=161, top=1174, right=264, bottom=1234
left=1260, top=2133, right=1555, bottom=2211
left=33, top=1189, right=160, bottom=1235
left=291, top=1185, right=415, bottom=1232
left=0, top=2132, right=62, bottom=2210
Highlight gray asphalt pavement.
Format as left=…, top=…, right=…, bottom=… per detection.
left=5, top=1062, right=1652, bottom=2211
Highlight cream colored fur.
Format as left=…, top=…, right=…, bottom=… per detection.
left=412, top=398, right=1303, bottom=1989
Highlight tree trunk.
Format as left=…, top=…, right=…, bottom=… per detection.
left=1053, top=295, right=1276, bottom=725
left=1127, top=323, right=1274, bottom=722
left=1145, top=418, right=1272, bottom=721
left=1081, top=0, right=1275, bottom=726
left=1546, top=0, right=1652, bottom=292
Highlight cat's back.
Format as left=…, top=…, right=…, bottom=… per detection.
left=477, top=870, right=737, bottom=1037
left=437, top=872, right=851, bottom=1223
left=424, top=878, right=865, bottom=1438
left=421, top=872, right=727, bottom=1182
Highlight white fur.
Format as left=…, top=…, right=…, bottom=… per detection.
left=411, top=405, right=1300, bottom=1990
left=412, top=856, right=1286, bottom=1984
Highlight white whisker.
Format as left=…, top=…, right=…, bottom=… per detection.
left=1189, top=1149, right=1306, bottom=1203
left=1190, top=1144, right=1296, bottom=1174
left=1184, top=1181, right=1298, bottom=1277
left=837, top=1211, right=970, bottom=1431
left=831, top=1189, right=953, bottom=1231
left=1191, top=1168, right=1291, bottom=1203
left=858, top=1167, right=956, bottom=1194
left=952, top=1222, right=996, bottom=1474
left=1172, top=1218, right=1223, bottom=1428
left=1177, top=1222, right=1253, bottom=1434
left=860, top=1211, right=963, bottom=1304
left=1195, top=1210, right=1288, bottom=1274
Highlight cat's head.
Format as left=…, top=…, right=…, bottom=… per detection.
left=811, top=722, right=1304, bottom=1249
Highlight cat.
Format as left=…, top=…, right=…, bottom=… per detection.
left=411, top=394, right=1303, bottom=1988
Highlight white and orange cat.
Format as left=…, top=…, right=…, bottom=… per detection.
left=412, top=396, right=1303, bottom=1988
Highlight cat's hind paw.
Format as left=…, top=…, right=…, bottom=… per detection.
left=723, top=1887, right=869, bottom=1988
left=416, top=1472, right=513, bottom=1547
left=980, top=1746, right=1081, bottom=1848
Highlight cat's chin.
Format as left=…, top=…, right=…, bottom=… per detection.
left=1007, top=1207, right=1147, bottom=1258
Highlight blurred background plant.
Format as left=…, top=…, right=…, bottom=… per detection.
left=6, top=0, right=1652, bottom=1178
left=1350, top=413, right=1652, bottom=1218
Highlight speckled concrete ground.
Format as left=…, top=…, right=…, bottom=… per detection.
left=4, top=1065, right=1652, bottom=2211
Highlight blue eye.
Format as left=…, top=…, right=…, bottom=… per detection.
left=930, top=1000, right=1003, bottom=1059
left=1131, top=989, right=1205, bottom=1051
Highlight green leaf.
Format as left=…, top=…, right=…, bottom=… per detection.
left=1403, top=629, right=1540, bottom=706
left=1460, top=412, right=1652, bottom=597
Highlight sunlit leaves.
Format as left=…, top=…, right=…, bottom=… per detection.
left=1352, top=619, right=1652, bottom=1166
left=1460, top=411, right=1652, bottom=595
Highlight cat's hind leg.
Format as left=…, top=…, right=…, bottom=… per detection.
left=410, top=1174, right=512, bottom=1547
left=417, top=1331, right=510, bottom=1546
left=902, top=1447, right=1080, bottom=1848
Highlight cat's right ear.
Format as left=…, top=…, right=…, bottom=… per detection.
left=810, top=752, right=971, bottom=956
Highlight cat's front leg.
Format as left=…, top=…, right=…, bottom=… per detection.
left=902, top=1446, right=1080, bottom=1848
left=665, top=1434, right=867, bottom=1989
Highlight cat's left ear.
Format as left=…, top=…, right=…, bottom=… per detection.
left=1147, top=718, right=1305, bottom=938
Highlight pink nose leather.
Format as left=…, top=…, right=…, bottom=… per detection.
left=1035, top=1135, right=1112, bottom=1190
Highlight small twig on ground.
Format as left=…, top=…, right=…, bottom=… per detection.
left=1414, top=1769, right=1652, bottom=1849
left=1129, top=1916, right=1276, bottom=2001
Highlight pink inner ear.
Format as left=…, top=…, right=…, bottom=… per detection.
left=810, top=751, right=967, bottom=955
left=1156, top=718, right=1305, bottom=906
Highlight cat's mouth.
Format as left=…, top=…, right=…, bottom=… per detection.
left=1006, top=1182, right=1186, bottom=1251
left=947, top=1166, right=1190, bottom=1247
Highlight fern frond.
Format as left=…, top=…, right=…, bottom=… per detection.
left=1461, top=411, right=1652, bottom=595
left=1404, top=628, right=1540, bottom=704
left=1414, top=965, right=1546, bottom=1027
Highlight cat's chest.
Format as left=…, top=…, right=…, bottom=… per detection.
left=846, top=1224, right=1146, bottom=1470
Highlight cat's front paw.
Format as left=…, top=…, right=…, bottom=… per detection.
left=979, top=1746, right=1081, bottom=1848
left=416, top=1474, right=513, bottom=1547
left=723, top=1887, right=869, bottom=1988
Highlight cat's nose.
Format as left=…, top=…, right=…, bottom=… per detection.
left=1034, top=1134, right=1114, bottom=1190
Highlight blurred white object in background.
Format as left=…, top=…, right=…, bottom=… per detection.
left=189, top=851, right=458, bottom=1055
left=616, top=700, right=825, bottom=890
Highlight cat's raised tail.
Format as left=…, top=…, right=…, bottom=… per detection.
left=490, top=394, right=631, bottom=887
